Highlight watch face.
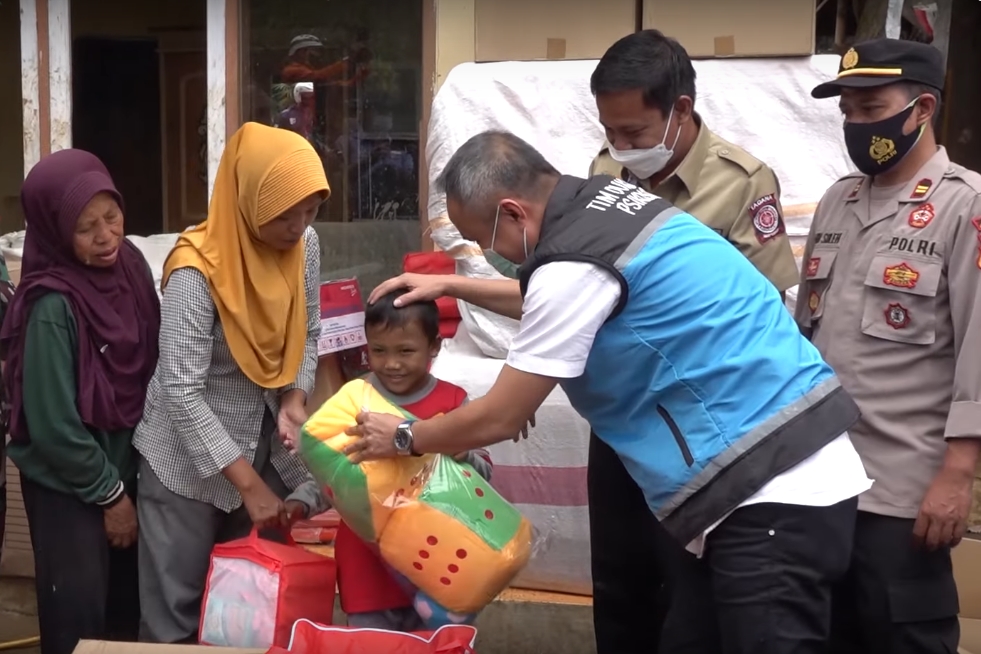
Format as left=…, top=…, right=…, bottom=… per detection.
left=394, top=429, right=411, bottom=453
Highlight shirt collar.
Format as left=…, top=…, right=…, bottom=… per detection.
left=664, top=113, right=709, bottom=196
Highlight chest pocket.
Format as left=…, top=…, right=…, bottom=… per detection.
left=861, top=255, right=942, bottom=345
left=802, top=249, right=839, bottom=322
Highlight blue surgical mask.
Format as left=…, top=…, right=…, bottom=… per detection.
left=482, top=205, right=527, bottom=280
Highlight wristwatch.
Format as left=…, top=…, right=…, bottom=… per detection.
left=393, top=420, right=420, bottom=457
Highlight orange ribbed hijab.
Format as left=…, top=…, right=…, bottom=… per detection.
left=163, top=122, right=329, bottom=388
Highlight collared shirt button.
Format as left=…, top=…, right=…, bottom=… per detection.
left=720, top=148, right=730, bottom=155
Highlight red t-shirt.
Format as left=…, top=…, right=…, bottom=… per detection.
left=335, top=375, right=472, bottom=615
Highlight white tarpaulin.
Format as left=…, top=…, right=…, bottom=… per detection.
left=428, top=56, right=856, bottom=594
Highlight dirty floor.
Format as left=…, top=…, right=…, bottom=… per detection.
left=0, top=576, right=39, bottom=653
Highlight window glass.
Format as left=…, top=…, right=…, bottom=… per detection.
left=242, top=0, right=423, bottom=289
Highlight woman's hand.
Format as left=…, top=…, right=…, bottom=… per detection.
left=278, top=389, right=308, bottom=452
left=104, top=495, right=138, bottom=549
left=242, top=481, right=288, bottom=530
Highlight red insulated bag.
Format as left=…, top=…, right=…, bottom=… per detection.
left=287, top=619, right=478, bottom=653
left=199, top=529, right=337, bottom=649
left=402, top=251, right=461, bottom=339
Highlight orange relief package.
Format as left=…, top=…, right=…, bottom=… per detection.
left=199, top=529, right=337, bottom=649
left=287, top=619, right=477, bottom=653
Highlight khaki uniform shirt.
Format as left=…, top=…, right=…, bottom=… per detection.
left=795, top=147, right=981, bottom=518
left=590, top=118, right=799, bottom=292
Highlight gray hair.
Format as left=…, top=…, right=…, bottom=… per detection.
left=435, top=131, right=560, bottom=216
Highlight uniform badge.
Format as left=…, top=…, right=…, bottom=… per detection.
left=749, top=194, right=784, bottom=244
left=805, top=257, right=820, bottom=278
left=870, top=136, right=897, bottom=165
left=884, top=303, right=910, bottom=330
left=808, top=291, right=820, bottom=313
left=908, top=203, right=935, bottom=229
left=847, top=179, right=864, bottom=200
left=883, top=263, right=919, bottom=289
left=841, top=48, right=859, bottom=70
left=972, top=217, right=981, bottom=269
left=910, top=178, right=932, bottom=200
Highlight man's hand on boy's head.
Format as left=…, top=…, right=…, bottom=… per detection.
left=369, top=272, right=450, bottom=306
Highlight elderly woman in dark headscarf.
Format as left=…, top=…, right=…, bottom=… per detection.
left=0, top=149, right=160, bottom=654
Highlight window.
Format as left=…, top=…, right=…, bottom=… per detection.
left=241, top=0, right=423, bottom=290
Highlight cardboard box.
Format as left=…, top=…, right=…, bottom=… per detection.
left=73, top=643, right=264, bottom=653
left=474, top=0, right=636, bottom=62
left=953, top=536, right=981, bottom=653
left=643, top=0, right=816, bottom=58
left=963, top=618, right=981, bottom=654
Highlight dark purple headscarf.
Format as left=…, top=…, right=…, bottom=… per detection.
left=0, top=149, right=161, bottom=442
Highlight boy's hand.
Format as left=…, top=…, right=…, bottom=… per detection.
left=513, top=414, right=536, bottom=442
left=284, top=500, right=309, bottom=525
left=452, top=452, right=469, bottom=462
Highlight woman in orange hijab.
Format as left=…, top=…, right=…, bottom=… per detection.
left=134, top=123, right=330, bottom=643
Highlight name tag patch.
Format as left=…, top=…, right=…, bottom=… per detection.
left=888, top=236, right=937, bottom=258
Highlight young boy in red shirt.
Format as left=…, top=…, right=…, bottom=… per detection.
left=336, top=290, right=492, bottom=631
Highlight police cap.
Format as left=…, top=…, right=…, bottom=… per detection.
left=811, top=38, right=945, bottom=99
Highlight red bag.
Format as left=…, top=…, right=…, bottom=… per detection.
left=403, top=252, right=461, bottom=339
left=199, top=529, right=337, bottom=649
left=287, top=619, right=477, bottom=653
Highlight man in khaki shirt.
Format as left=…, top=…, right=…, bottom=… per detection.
left=586, top=29, right=800, bottom=654
left=797, top=38, right=981, bottom=654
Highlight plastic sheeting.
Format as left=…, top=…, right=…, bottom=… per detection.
left=426, top=56, right=853, bottom=339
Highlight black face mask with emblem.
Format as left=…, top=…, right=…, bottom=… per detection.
left=843, top=101, right=924, bottom=177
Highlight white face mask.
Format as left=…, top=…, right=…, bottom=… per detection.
left=607, top=106, right=682, bottom=180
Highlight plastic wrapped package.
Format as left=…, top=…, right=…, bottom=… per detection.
left=199, top=529, right=337, bottom=648
left=300, top=379, right=540, bottom=627
left=291, top=509, right=341, bottom=544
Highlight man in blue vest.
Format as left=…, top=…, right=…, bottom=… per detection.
left=347, top=131, right=872, bottom=652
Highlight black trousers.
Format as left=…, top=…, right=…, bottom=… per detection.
left=588, top=433, right=674, bottom=654
left=662, top=497, right=857, bottom=654
left=830, top=511, right=959, bottom=654
left=22, top=477, right=140, bottom=654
